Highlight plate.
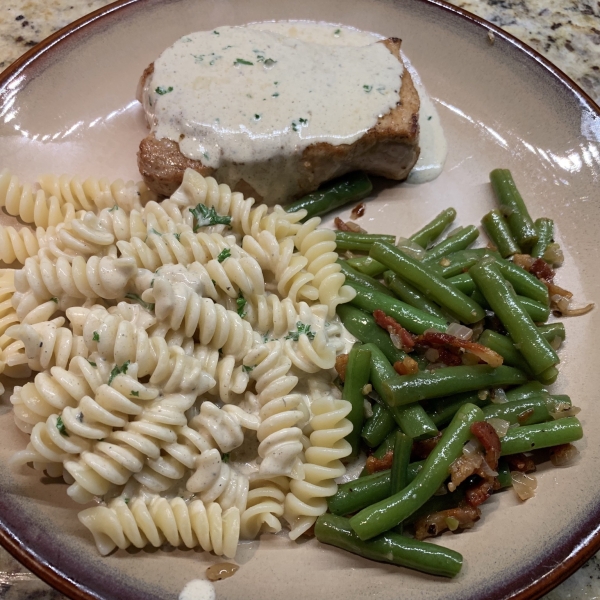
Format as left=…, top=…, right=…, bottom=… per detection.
left=0, top=0, right=599, bottom=599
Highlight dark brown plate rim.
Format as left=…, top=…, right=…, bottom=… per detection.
left=0, top=1, right=599, bottom=599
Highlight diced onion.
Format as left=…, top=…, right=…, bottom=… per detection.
left=446, top=323, right=474, bottom=341
left=362, top=384, right=373, bottom=395
left=487, top=417, right=511, bottom=438
left=511, top=471, right=537, bottom=501
left=543, top=243, right=564, bottom=267
left=390, top=333, right=402, bottom=349
left=445, top=516, right=460, bottom=531
left=479, top=459, right=498, bottom=478
left=462, top=439, right=482, bottom=456
left=550, top=443, right=580, bottom=466
left=363, top=399, right=373, bottom=419
left=490, top=388, right=508, bottom=404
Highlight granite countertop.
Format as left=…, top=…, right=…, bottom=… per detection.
left=0, top=1, right=599, bottom=599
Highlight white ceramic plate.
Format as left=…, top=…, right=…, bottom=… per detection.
left=0, top=0, right=599, bottom=598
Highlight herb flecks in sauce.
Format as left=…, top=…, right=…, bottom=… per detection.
left=155, top=86, right=173, bottom=95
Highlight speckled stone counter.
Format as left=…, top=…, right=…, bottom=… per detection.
left=0, top=1, right=599, bottom=599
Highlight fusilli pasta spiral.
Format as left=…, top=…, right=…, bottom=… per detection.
left=284, top=392, right=353, bottom=539
left=78, top=496, right=239, bottom=557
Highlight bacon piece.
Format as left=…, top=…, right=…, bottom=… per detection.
left=414, top=504, right=481, bottom=540
left=449, top=452, right=483, bottom=491
left=365, top=450, right=394, bottom=474
left=465, top=478, right=496, bottom=507
left=335, top=354, right=349, bottom=382
left=411, top=432, right=442, bottom=461
left=334, top=217, right=353, bottom=232
left=470, top=421, right=501, bottom=471
left=417, top=331, right=503, bottom=367
left=505, top=453, right=536, bottom=473
left=530, top=258, right=555, bottom=283
left=437, top=347, right=463, bottom=366
left=393, top=356, right=419, bottom=375
left=350, top=202, right=366, bottom=219
left=373, top=310, right=415, bottom=351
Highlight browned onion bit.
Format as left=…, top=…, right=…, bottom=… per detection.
left=350, top=202, right=366, bottom=219
left=206, top=563, right=239, bottom=581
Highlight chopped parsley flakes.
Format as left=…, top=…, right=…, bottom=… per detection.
left=109, top=360, right=130, bottom=386
left=131, top=390, right=139, bottom=397
left=92, top=331, right=100, bottom=342
left=217, top=248, right=231, bottom=263
left=155, top=86, right=173, bottom=95
left=237, top=292, right=247, bottom=318
left=56, top=415, right=69, bottom=437
left=125, top=293, right=155, bottom=312
left=242, top=365, right=254, bottom=373
left=234, top=58, right=253, bottom=66
left=190, top=203, right=232, bottom=231
left=285, top=322, right=315, bottom=341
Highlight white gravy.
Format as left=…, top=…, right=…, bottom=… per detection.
left=147, top=21, right=446, bottom=203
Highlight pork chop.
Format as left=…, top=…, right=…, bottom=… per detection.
left=137, top=37, right=420, bottom=202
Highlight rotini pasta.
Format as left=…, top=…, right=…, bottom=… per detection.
left=5, top=164, right=356, bottom=560
left=37, top=173, right=155, bottom=213
left=240, top=476, right=289, bottom=540
left=78, top=496, right=240, bottom=557
left=171, top=168, right=306, bottom=240
left=294, top=217, right=357, bottom=317
left=244, top=341, right=309, bottom=479
left=284, top=391, right=353, bottom=539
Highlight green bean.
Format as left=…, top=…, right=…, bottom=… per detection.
left=361, top=403, right=396, bottom=449
left=482, top=394, right=563, bottom=426
left=538, top=365, right=559, bottom=385
left=371, top=242, right=485, bottom=324
left=447, top=272, right=476, bottom=295
left=330, top=470, right=392, bottom=514
left=335, top=232, right=396, bottom=252
left=365, top=343, right=438, bottom=439
left=337, top=261, right=393, bottom=297
left=315, top=514, right=463, bottom=578
left=537, top=322, right=566, bottom=342
left=481, top=209, right=521, bottom=257
left=345, top=255, right=387, bottom=277
left=424, top=391, right=492, bottom=428
left=381, top=365, right=528, bottom=406
left=496, top=257, right=549, bottom=305
left=332, top=461, right=425, bottom=515
left=337, top=305, right=407, bottom=365
left=505, top=381, right=547, bottom=403
left=496, top=459, right=512, bottom=488
left=478, top=330, right=533, bottom=375
left=500, top=417, right=583, bottom=455
left=350, top=403, right=484, bottom=540
left=348, top=283, right=448, bottom=334
left=409, top=208, right=457, bottom=248
left=471, top=289, right=550, bottom=323
left=423, top=225, right=480, bottom=264
left=489, top=169, right=538, bottom=251
left=469, top=258, right=558, bottom=375
left=383, top=271, right=446, bottom=320
left=390, top=431, right=413, bottom=494
left=438, top=248, right=499, bottom=278
left=286, top=171, right=372, bottom=221
left=344, top=346, right=372, bottom=458
left=479, top=328, right=562, bottom=375
left=531, top=218, right=554, bottom=258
